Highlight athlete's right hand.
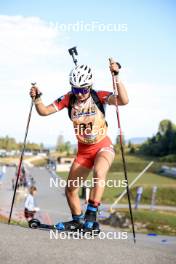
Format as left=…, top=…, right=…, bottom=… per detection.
left=30, top=86, right=41, bottom=99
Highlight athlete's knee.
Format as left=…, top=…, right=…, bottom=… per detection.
left=65, top=185, right=71, bottom=195
left=93, top=169, right=106, bottom=180
left=65, top=184, right=78, bottom=197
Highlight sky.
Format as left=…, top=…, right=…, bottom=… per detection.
left=0, top=0, right=176, bottom=146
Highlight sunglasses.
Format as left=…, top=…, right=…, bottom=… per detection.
left=72, top=87, right=90, bottom=95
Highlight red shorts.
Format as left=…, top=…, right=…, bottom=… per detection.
left=75, top=136, right=115, bottom=169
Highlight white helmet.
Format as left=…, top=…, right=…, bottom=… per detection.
left=69, top=64, right=93, bottom=88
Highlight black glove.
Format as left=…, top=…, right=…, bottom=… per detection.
left=113, top=62, right=122, bottom=76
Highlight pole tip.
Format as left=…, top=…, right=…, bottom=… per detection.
left=109, top=57, right=115, bottom=64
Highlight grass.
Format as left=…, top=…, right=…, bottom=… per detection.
left=0, top=156, right=26, bottom=165
left=58, top=172, right=69, bottom=179
left=116, top=209, right=176, bottom=236
left=31, top=158, right=48, bottom=167
left=111, top=153, right=176, bottom=173
left=1, top=211, right=175, bottom=236
left=103, top=171, right=176, bottom=204
left=0, top=156, right=47, bottom=166
left=107, top=153, right=176, bottom=205
left=0, top=214, right=28, bottom=228
left=58, top=170, right=176, bottom=205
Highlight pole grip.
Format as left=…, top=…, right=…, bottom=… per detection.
left=109, top=57, right=121, bottom=66
left=31, top=82, right=42, bottom=101
left=109, top=57, right=116, bottom=65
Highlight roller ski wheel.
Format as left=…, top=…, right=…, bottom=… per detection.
left=28, top=219, right=55, bottom=230
left=28, top=219, right=41, bottom=229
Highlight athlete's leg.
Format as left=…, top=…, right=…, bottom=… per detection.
left=83, top=150, right=114, bottom=230
left=90, top=150, right=115, bottom=202
left=65, top=161, right=91, bottom=215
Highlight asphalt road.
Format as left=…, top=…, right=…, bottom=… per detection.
left=27, top=166, right=71, bottom=222
left=0, top=166, right=71, bottom=222
left=0, top=222, right=176, bottom=264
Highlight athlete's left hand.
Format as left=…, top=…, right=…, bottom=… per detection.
left=109, top=60, right=121, bottom=75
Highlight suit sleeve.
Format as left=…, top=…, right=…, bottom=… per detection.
left=96, top=91, right=113, bottom=105
left=52, top=93, right=70, bottom=111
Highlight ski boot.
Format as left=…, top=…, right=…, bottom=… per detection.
left=54, top=213, right=84, bottom=232
left=83, top=199, right=101, bottom=236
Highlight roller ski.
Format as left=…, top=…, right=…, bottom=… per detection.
left=28, top=218, right=55, bottom=230
left=28, top=214, right=84, bottom=233
left=54, top=212, right=100, bottom=236
left=28, top=206, right=101, bottom=237
left=28, top=216, right=84, bottom=232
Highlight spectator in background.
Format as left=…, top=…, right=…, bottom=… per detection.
left=12, top=178, right=15, bottom=190
left=2, top=165, right=6, bottom=176
left=0, top=165, right=6, bottom=187
left=24, top=186, right=40, bottom=222
left=0, top=171, right=3, bottom=187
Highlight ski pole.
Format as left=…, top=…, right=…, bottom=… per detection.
left=8, top=83, right=37, bottom=224
left=68, top=46, right=78, bottom=66
left=109, top=58, right=136, bottom=243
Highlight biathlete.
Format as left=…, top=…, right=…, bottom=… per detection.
left=30, top=61, right=129, bottom=233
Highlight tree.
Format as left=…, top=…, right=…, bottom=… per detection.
left=65, top=141, right=72, bottom=156
left=158, top=119, right=173, bottom=136
left=128, top=141, right=132, bottom=149
left=0, top=136, right=18, bottom=150
left=56, top=134, right=66, bottom=153
left=129, top=146, right=135, bottom=154
left=40, top=143, right=44, bottom=152
left=139, top=119, right=176, bottom=157
left=115, top=134, right=125, bottom=145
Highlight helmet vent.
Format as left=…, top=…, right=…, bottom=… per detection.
left=69, top=64, right=93, bottom=88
